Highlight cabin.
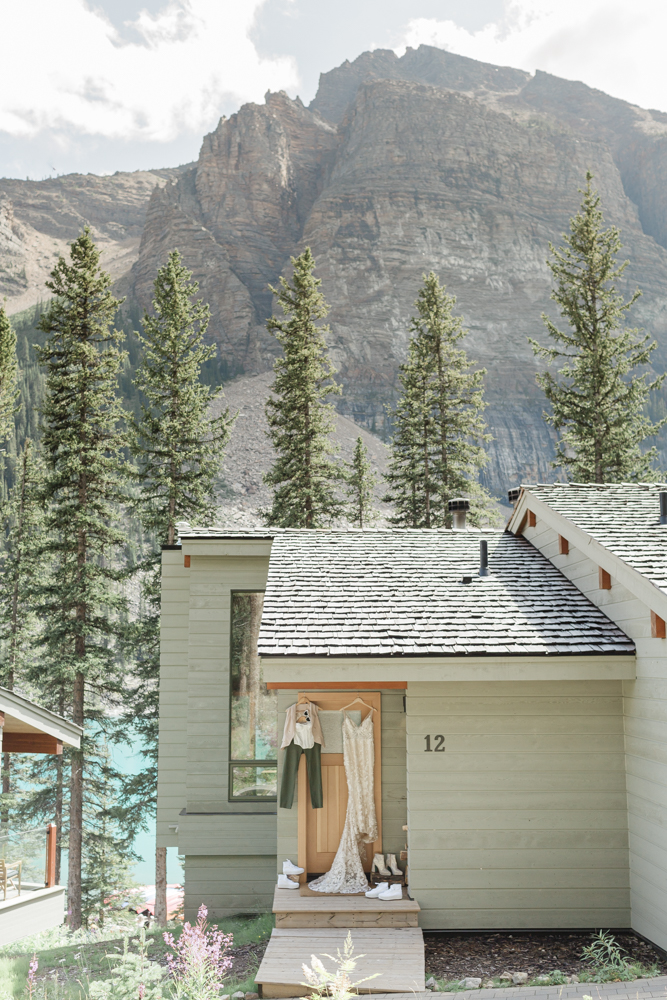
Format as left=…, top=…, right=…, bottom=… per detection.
left=156, top=483, right=667, bottom=995
left=0, top=686, right=82, bottom=945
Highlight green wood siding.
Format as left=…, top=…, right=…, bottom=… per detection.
left=525, top=517, right=667, bottom=948
left=157, top=551, right=190, bottom=847
left=158, top=546, right=276, bottom=917
left=407, top=679, right=629, bottom=930
left=184, top=855, right=276, bottom=920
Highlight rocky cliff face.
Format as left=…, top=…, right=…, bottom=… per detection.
left=4, top=46, right=667, bottom=498
left=0, top=165, right=188, bottom=314
left=131, top=46, right=667, bottom=494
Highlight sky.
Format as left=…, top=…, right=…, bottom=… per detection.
left=1, top=0, right=665, bottom=180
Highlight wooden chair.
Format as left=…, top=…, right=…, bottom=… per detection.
left=0, top=858, right=22, bottom=899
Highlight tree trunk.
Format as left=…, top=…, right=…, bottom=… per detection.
left=155, top=845, right=168, bottom=925
left=67, top=670, right=85, bottom=928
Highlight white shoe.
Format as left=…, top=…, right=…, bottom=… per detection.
left=277, top=874, right=299, bottom=889
left=365, top=882, right=389, bottom=898
left=282, top=859, right=305, bottom=875
left=378, top=884, right=403, bottom=900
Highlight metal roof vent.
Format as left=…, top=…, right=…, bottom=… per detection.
left=479, top=539, right=489, bottom=577
left=661, top=491, right=667, bottom=525
left=448, top=497, right=470, bottom=531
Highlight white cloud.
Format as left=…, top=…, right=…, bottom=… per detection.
left=0, top=0, right=298, bottom=141
left=399, top=0, right=666, bottom=113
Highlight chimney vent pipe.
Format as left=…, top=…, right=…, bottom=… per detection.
left=660, top=491, right=667, bottom=525
left=479, top=539, right=489, bottom=576
left=448, top=497, right=470, bottom=530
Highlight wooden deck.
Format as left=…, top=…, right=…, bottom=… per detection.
left=256, top=927, right=426, bottom=998
left=272, top=886, right=420, bottom=928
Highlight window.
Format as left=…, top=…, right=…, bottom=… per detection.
left=229, top=592, right=277, bottom=800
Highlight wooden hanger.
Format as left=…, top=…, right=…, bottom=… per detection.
left=340, top=695, right=375, bottom=715
left=296, top=693, right=312, bottom=723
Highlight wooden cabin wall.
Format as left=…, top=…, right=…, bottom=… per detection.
left=523, top=515, right=667, bottom=949
left=406, top=679, right=629, bottom=930
left=157, top=549, right=190, bottom=853
left=276, top=690, right=408, bottom=875
left=158, top=548, right=277, bottom=921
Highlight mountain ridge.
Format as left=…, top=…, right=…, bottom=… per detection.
left=4, top=46, right=667, bottom=495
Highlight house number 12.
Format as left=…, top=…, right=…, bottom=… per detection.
left=424, top=735, right=445, bottom=752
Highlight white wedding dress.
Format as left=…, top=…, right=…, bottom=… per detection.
left=309, top=712, right=378, bottom=894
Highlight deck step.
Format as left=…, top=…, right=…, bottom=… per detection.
left=256, top=927, right=426, bottom=998
left=272, top=887, right=420, bottom=928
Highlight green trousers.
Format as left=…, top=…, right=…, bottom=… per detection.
left=280, top=742, right=323, bottom=809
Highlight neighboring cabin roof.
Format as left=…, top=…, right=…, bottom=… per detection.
left=257, top=530, right=634, bottom=658
left=0, top=686, right=82, bottom=747
left=515, top=483, right=667, bottom=594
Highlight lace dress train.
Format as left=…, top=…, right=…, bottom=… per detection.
left=308, top=712, right=378, bottom=894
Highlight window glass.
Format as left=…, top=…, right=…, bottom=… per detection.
left=229, top=592, right=277, bottom=800
left=230, top=764, right=277, bottom=800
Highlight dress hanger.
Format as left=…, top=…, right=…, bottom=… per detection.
left=340, top=695, right=375, bottom=715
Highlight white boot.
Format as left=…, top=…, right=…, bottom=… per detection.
left=386, top=854, right=402, bottom=876
left=372, top=853, right=391, bottom=877
left=283, top=859, right=305, bottom=875
left=365, top=882, right=389, bottom=898
left=378, top=883, right=403, bottom=900
left=277, top=874, right=299, bottom=889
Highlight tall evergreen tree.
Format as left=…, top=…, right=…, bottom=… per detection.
left=530, top=172, right=666, bottom=482
left=81, top=732, right=139, bottom=929
left=36, top=228, right=129, bottom=929
left=384, top=273, right=495, bottom=527
left=346, top=437, right=378, bottom=528
left=264, top=248, right=341, bottom=527
left=0, top=439, right=46, bottom=827
left=127, top=249, right=234, bottom=924
left=0, top=302, right=19, bottom=449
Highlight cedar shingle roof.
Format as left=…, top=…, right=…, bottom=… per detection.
left=521, top=483, right=667, bottom=594
left=257, top=530, right=634, bottom=658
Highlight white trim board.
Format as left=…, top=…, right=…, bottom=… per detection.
left=261, top=654, right=636, bottom=683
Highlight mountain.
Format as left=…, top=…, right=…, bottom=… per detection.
left=4, top=45, right=667, bottom=496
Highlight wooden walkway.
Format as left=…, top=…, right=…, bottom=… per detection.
left=272, top=886, right=420, bottom=928
left=256, top=927, right=426, bottom=998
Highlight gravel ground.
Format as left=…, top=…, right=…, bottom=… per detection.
left=424, top=931, right=667, bottom=982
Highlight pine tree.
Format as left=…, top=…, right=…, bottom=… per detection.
left=132, top=250, right=234, bottom=545
left=0, top=439, right=46, bottom=827
left=127, top=249, right=234, bottom=924
left=0, top=302, right=19, bottom=449
left=36, top=228, right=129, bottom=929
left=264, top=248, right=342, bottom=527
left=384, top=273, right=495, bottom=527
left=80, top=732, right=139, bottom=929
left=346, top=437, right=378, bottom=528
left=530, top=172, right=666, bottom=482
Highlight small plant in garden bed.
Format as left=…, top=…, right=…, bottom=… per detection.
left=579, top=930, right=660, bottom=983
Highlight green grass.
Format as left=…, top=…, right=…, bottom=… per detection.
left=2, top=912, right=274, bottom=999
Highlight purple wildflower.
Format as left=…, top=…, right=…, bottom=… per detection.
left=27, top=953, right=38, bottom=999
left=164, top=904, right=233, bottom=993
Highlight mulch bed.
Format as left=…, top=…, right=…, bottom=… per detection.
left=424, top=931, right=667, bottom=982
left=229, top=940, right=270, bottom=982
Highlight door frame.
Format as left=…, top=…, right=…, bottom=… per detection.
left=296, top=690, right=382, bottom=882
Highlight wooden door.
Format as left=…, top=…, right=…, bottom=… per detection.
left=296, top=691, right=382, bottom=880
